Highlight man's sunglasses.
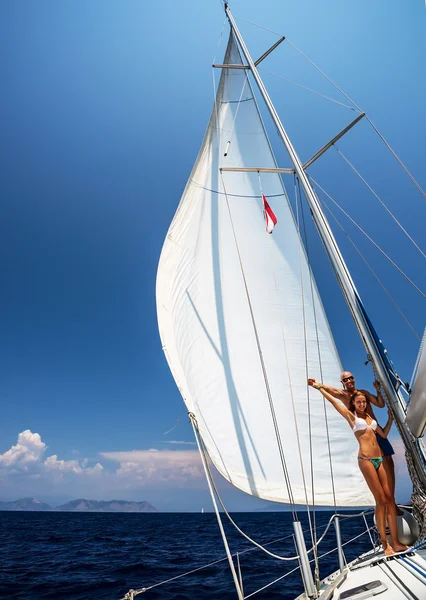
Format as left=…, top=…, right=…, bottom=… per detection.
left=342, top=376, right=354, bottom=383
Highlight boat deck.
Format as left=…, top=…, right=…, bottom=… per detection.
left=310, top=542, right=426, bottom=599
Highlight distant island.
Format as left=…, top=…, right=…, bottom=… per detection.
left=0, top=497, right=157, bottom=512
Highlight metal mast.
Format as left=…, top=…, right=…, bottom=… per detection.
left=225, top=5, right=426, bottom=488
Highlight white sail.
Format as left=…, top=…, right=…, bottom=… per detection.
left=406, top=328, right=426, bottom=438
left=156, top=33, right=372, bottom=506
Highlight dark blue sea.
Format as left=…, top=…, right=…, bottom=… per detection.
left=0, top=511, right=374, bottom=599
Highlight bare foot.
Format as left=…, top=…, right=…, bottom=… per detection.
left=392, top=543, right=409, bottom=553
left=384, top=545, right=395, bottom=556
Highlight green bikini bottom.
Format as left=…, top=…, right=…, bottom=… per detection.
left=358, top=456, right=383, bottom=470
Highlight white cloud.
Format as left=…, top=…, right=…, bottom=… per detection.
left=101, top=449, right=203, bottom=484
left=0, top=430, right=103, bottom=479
left=166, top=440, right=197, bottom=446
left=44, top=455, right=104, bottom=476
left=0, top=431, right=205, bottom=499
left=0, top=430, right=46, bottom=471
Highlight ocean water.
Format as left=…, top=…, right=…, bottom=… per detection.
left=0, top=511, right=374, bottom=599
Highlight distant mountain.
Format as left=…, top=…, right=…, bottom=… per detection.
left=54, top=499, right=157, bottom=512
left=0, top=498, right=157, bottom=512
left=0, top=497, right=51, bottom=511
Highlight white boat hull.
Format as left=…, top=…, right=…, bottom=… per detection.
left=297, top=542, right=426, bottom=600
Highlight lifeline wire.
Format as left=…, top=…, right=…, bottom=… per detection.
left=120, top=506, right=375, bottom=599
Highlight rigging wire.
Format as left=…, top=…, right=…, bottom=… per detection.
left=335, top=145, right=426, bottom=261
left=235, top=14, right=426, bottom=202
left=217, top=36, right=300, bottom=519
left=365, top=116, right=426, bottom=202
left=244, top=565, right=301, bottom=599
left=246, top=526, right=375, bottom=599
left=296, top=178, right=339, bottom=513
left=193, top=412, right=348, bottom=562
left=310, top=177, right=426, bottom=302
left=258, top=171, right=317, bottom=564
left=225, top=75, right=249, bottom=149
left=190, top=415, right=244, bottom=600
left=219, top=171, right=298, bottom=519
left=119, top=474, right=375, bottom=600
left=284, top=38, right=426, bottom=202
left=309, top=180, right=421, bottom=341
left=193, top=413, right=300, bottom=561
left=122, top=507, right=351, bottom=600
left=258, top=68, right=357, bottom=112
left=212, top=18, right=227, bottom=64
left=294, top=175, right=320, bottom=586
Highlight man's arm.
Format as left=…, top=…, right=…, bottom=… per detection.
left=308, top=381, right=355, bottom=427
left=308, top=378, right=348, bottom=405
left=376, top=408, right=393, bottom=438
left=360, top=380, right=385, bottom=408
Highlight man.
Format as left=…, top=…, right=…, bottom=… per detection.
left=308, top=371, right=398, bottom=501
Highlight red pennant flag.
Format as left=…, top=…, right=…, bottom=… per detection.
left=262, top=194, right=277, bottom=234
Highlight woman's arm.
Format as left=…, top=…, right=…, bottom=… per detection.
left=376, top=408, right=393, bottom=438
left=308, top=380, right=354, bottom=426
left=308, top=378, right=347, bottom=403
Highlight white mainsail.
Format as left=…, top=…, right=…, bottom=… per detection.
left=406, top=328, right=426, bottom=438
left=156, top=33, right=372, bottom=506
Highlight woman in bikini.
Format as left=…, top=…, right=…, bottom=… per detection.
left=308, top=380, right=409, bottom=556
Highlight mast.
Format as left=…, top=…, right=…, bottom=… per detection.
left=225, top=5, right=426, bottom=488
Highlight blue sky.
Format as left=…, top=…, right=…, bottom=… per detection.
left=0, top=0, right=425, bottom=511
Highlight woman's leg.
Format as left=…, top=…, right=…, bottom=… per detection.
left=376, top=464, right=408, bottom=552
left=382, top=456, right=403, bottom=515
left=358, top=459, right=393, bottom=555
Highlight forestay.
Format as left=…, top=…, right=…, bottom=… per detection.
left=156, top=32, right=372, bottom=506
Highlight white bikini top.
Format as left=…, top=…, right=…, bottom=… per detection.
left=352, top=414, right=377, bottom=433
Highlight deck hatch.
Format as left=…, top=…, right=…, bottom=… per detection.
left=339, top=580, right=387, bottom=599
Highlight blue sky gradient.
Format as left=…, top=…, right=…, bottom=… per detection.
left=0, top=0, right=425, bottom=511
